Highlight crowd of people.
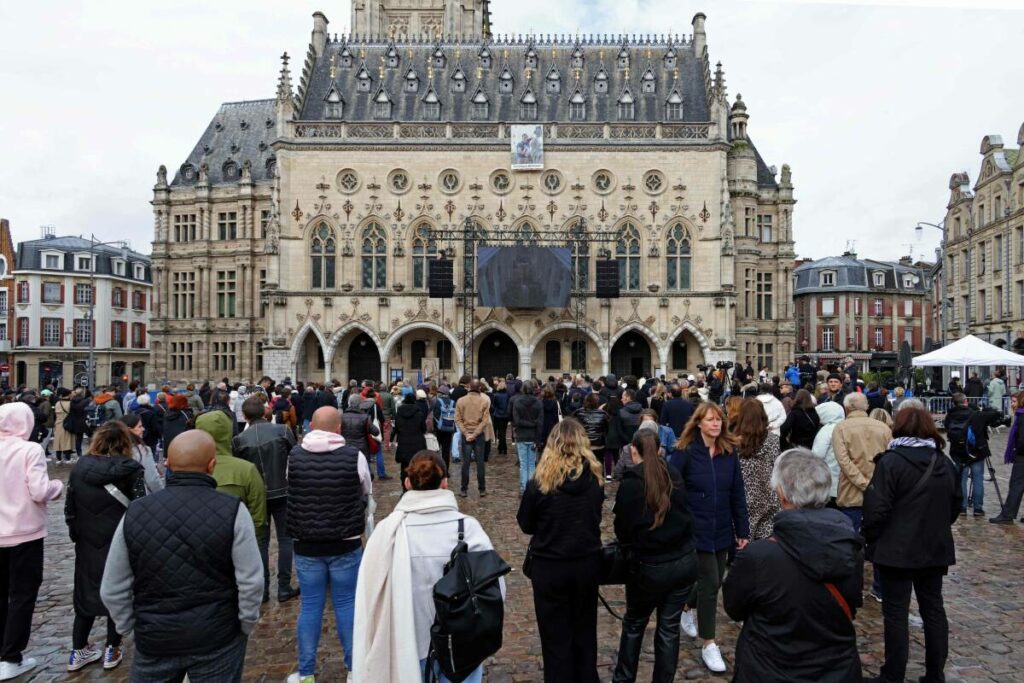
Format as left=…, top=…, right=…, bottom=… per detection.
left=0, top=359, right=1011, bottom=682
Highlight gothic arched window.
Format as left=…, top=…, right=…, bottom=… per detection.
left=462, top=220, right=488, bottom=290
left=411, top=223, right=437, bottom=290
left=568, top=219, right=589, bottom=288
left=310, top=222, right=336, bottom=289
left=615, top=222, right=641, bottom=291
left=666, top=222, right=692, bottom=291
left=361, top=221, right=387, bottom=290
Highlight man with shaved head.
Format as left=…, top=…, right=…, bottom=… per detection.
left=100, top=430, right=263, bottom=682
left=286, top=405, right=371, bottom=682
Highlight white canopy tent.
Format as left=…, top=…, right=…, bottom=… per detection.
left=912, top=334, right=1024, bottom=367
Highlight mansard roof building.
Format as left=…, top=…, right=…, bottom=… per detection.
left=150, top=3, right=796, bottom=384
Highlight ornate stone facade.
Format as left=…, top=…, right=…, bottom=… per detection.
left=150, top=7, right=796, bottom=384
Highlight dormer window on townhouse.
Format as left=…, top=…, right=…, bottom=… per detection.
left=471, top=89, right=489, bottom=120
left=617, top=89, right=635, bottom=120
left=373, top=89, right=392, bottom=120
left=76, top=255, right=93, bottom=272
left=356, top=65, right=372, bottom=93
left=641, top=68, right=656, bottom=94
left=903, top=274, right=915, bottom=288
left=324, top=86, right=344, bottom=118
left=134, top=263, right=146, bottom=280
left=422, top=88, right=441, bottom=121
left=42, top=252, right=62, bottom=270
left=665, top=91, right=683, bottom=121
left=498, top=66, right=514, bottom=94
left=545, top=66, right=561, bottom=94
left=568, top=90, right=586, bottom=121
left=820, top=271, right=836, bottom=287
left=405, top=68, right=419, bottom=93
left=450, top=67, right=466, bottom=93
left=433, top=46, right=447, bottom=69
left=873, top=271, right=885, bottom=287
left=519, top=89, right=537, bottom=120
left=112, top=259, right=125, bottom=277
left=594, top=67, right=609, bottom=94
left=478, top=46, right=492, bottom=69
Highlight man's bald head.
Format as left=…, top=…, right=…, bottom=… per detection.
left=311, top=406, right=341, bottom=433
left=167, top=430, right=217, bottom=474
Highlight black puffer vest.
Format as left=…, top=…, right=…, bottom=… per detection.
left=287, top=442, right=365, bottom=555
left=123, top=472, right=240, bottom=657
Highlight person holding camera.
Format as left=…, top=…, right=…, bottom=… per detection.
left=943, top=393, right=1005, bottom=517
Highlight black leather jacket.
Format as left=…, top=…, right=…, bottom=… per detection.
left=232, top=420, right=295, bottom=499
left=573, top=408, right=609, bottom=448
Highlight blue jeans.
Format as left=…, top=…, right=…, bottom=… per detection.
left=960, top=459, right=985, bottom=512
left=840, top=506, right=883, bottom=598
left=375, top=448, right=387, bottom=477
left=420, top=658, right=482, bottom=683
left=517, top=442, right=537, bottom=493
left=294, top=547, right=363, bottom=676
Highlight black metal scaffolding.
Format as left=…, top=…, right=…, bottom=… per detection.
left=429, top=217, right=617, bottom=377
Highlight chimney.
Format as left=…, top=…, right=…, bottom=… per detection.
left=691, top=13, right=707, bottom=56
left=41, top=224, right=56, bottom=239
left=899, top=256, right=913, bottom=266
left=312, top=12, right=329, bottom=57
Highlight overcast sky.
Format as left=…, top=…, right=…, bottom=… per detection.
left=1, top=0, right=1021, bottom=263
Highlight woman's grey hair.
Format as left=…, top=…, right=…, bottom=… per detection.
left=770, top=448, right=832, bottom=509
left=843, top=392, right=868, bottom=413
left=896, top=397, right=925, bottom=412
left=348, top=393, right=363, bottom=409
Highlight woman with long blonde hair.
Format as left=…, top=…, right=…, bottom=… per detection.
left=517, top=420, right=604, bottom=683
left=668, top=402, right=749, bottom=675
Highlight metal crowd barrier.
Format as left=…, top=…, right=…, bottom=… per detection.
left=920, top=395, right=1011, bottom=429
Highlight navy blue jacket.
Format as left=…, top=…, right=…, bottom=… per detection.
left=668, top=441, right=750, bottom=552
left=660, top=398, right=695, bottom=437
left=491, top=390, right=511, bottom=419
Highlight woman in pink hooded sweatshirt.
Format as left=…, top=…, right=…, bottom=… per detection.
left=0, top=401, right=63, bottom=681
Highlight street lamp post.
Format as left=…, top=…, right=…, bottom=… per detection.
left=915, top=220, right=946, bottom=345
left=85, top=235, right=130, bottom=392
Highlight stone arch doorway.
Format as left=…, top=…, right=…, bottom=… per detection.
left=610, top=331, right=653, bottom=379
left=478, top=331, right=518, bottom=381
left=348, top=332, right=382, bottom=383
left=668, top=329, right=705, bottom=377
left=296, top=332, right=325, bottom=383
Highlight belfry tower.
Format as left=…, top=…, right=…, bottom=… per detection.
left=350, top=0, right=492, bottom=41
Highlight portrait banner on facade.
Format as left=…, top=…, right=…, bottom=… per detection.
left=510, top=124, right=544, bottom=170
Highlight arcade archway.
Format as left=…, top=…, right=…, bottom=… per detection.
left=347, top=333, right=382, bottom=383
left=610, top=331, right=655, bottom=379
left=477, top=331, right=518, bottom=381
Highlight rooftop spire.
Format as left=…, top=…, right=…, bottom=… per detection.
left=277, top=52, right=294, bottom=101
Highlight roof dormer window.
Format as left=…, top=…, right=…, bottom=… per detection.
left=471, top=89, right=489, bottom=120
left=478, top=46, right=492, bottom=69
left=594, top=67, right=609, bottom=94
left=617, top=46, right=630, bottom=69
left=903, top=274, right=915, bottom=288
left=641, top=68, right=656, bottom=94
left=356, top=65, right=372, bottom=93
left=422, top=87, right=441, bottom=121
left=451, top=67, right=466, bottom=93
left=525, top=46, right=538, bottom=69
left=323, top=85, right=344, bottom=118
left=433, top=46, right=447, bottom=69
left=385, top=45, right=399, bottom=68
left=373, top=88, right=392, bottom=120
left=820, top=270, right=835, bottom=287
left=113, top=259, right=125, bottom=277
left=545, top=66, right=561, bottom=94
left=873, top=271, right=885, bottom=287
left=665, top=91, right=683, bottom=121
left=617, top=89, right=635, bottom=120
left=663, top=48, right=677, bottom=69
left=568, top=89, right=586, bottom=121
left=405, top=69, right=419, bottom=93
left=571, top=46, right=585, bottom=69
left=339, top=46, right=353, bottom=68
left=519, top=89, right=537, bottom=120
left=75, top=254, right=93, bottom=272
left=498, top=66, right=514, bottom=94
left=42, top=251, right=62, bottom=270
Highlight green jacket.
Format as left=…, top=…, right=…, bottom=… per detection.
left=196, top=411, right=266, bottom=536
left=381, top=391, right=396, bottom=419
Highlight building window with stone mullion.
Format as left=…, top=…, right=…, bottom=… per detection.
left=756, top=272, right=773, bottom=320
left=310, top=223, right=337, bottom=289
left=361, top=221, right=388, bottom=290
left=217, top=212, right=237, bottom=240
left=411, top=224, right=437, bottom=290
left=216, top=270, right=237, bottom=318
left=568, top=220, right=589, bottom=289
left=665, top=223, right=691, bottom=291
left=615, top=222, right=641, bottom=291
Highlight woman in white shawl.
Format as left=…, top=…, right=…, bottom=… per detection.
left=811, top=401, right=845, bottom=506
left=352, top=450, right=503, bottom=683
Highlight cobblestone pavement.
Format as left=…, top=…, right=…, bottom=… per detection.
left=14, top=433, right=1024, bottom=682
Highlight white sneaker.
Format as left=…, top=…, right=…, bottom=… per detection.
left=702, top=642, right=727, bottom=673
left=286, top=673, right=315, bottom=683
left=67, top=645, right=102, bottom=671
left=0, top=657, right=38, bottom=681
left=679, top=609, right=698, bottom=638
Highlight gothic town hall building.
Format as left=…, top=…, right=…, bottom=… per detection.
left=149, top=1, right=796, bottom=385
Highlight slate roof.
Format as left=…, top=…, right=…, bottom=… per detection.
left=297, top=38, right=710, bottom=124
left=171, top=99, right=277, bottom=187
left=794, top=255, right=931, bottom=295
left=15, top=236, right=151, bottom=281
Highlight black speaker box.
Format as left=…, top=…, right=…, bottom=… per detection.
left=595, top=259, right=620, bottom=298
left=428, top=258, right=454, bottom=298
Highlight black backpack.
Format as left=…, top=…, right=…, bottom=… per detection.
left=427, top=519, right=511, bottom=683
left=945, top=411, right=971, bottom=459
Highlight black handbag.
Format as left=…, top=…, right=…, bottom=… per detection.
left=522, top=542, right=533, bottom=579
left=599, top=541, right=630, bottom=585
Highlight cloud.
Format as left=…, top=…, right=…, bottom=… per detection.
left=0, top=0, right=1020, bottom=264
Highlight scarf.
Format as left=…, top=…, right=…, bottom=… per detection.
left=352, top=488, right=459, bottom=683
left=1004, top=407, right=1024, bottom=464
left=888, top=436, right=936, bottom=450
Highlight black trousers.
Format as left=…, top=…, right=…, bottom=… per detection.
left=0, top=539, right=44, bottom=664
left=530, top=554, right=601, bottom=683
left=72, top=614, right=121, bottom=650
left=998, top=458, right=1024, bottom=519
left=493, top=417, right=509, bottom=454
left=435, top=430, right=453, bottom=473
left=614, top=553, right=697, bottom=683
left=257, top=497, right=294, bottom=594
left=460, top=437, right=486, bottom=494
left=877, top=566, right=948, bottom=683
